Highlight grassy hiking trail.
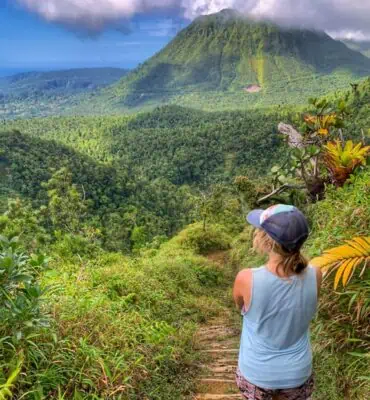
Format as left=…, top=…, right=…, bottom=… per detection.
left=194, top=251, right=243, bottom=400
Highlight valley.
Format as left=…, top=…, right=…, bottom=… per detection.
left=0, top=68, right=128, bottom=119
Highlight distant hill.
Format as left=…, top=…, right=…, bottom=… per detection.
left=0, top=68, right=128, bottom=119
left=342, top=40, right=370, bottom=58
left=91, top=9, right=370, bottom=111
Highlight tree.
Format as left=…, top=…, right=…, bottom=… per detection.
left=43, top=168, right=87, bottom=234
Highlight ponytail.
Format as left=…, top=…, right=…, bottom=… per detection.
left=278, top=249, right=308, bottom=276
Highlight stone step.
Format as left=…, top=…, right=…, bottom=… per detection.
left=203, top=364, right=236, bottom=379
left=201, top=349, right=239, bottom=353
left=197, top=325, right=239, bottom=336
left=194, top=394, right=243, bottom=400
left=205, top=339, right=239, bottom=349
left=196, top=379, right=240, bottom=395
left=203, top=360, right=238, bottom=369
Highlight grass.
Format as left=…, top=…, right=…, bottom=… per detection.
left=5, top=224, right=235, bottom=399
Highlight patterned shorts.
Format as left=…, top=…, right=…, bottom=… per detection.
left=236, top=369, right=314, bottom=400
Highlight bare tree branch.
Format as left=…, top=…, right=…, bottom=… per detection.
left=361, top=129, right=366, bottom=145
left=257, top=184, right=306, bottom=204
left=338, top=128, right=344, bottom=142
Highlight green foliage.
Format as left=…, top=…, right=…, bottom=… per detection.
left=324, top=140, right=370, bottom=186
left=0, top=105, right=286, bottom=250
left=2, top=198, right=50, bottom=250
left=0, top=235, right=49, bottom=346
left=43, top=167, right=88, bottom=234
left=233, top=175, right=270, bottom=209
left=0, top=234, right=49, bottom=399
left=0, top=355, right=23, bottom=400
left=307, top=169, right=370, bottom=250
left=0, top=129, right=198, bottom=251
left=3, top=106, right=284, bottom=184
left=174, top=223, right=232, bottom=255
left=0, top=226, right=231, bottom=399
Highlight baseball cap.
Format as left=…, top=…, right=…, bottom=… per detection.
left=247, top=204, right=309, bottom=252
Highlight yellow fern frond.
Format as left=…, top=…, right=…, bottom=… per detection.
left=311, top=237, right=370, bottom=288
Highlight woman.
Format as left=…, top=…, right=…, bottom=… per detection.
left=233, top=204, right=322, bottom=400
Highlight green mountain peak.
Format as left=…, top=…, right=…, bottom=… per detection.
left=105, top=10, right=370, bottom=110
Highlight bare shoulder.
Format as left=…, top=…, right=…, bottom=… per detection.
left=235, top=268, right=252, bottom=283
left=233, top=268, right=253, bottom=311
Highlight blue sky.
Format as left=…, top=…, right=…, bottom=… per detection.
left=0, top=1, right=186, bottom=75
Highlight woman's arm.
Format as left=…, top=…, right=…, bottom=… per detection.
left=233, top=269, right=252, bottom=311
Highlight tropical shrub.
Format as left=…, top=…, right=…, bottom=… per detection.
left=0, top=235, right=49, bottom=399
left=174, top=223, right=232, bottom=255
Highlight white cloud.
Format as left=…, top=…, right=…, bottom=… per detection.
left=15, top=0, right=370, bottom=40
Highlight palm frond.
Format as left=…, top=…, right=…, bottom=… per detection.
left=311, top=237, right=370, bottom=289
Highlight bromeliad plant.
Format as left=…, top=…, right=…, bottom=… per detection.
left=323, top=140, right=370, bottom=186
left=261, top=95, right=369, bottom=204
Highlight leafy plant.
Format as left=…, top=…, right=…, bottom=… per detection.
left=311, top=237, right=370, bottom=289
left=0, top=355, right=23, bottom=400
left=0, top=234, right=49, bottom=350
left=324, top=140, right=370, bottom=186
left=304, top=113, right=338, bottom=136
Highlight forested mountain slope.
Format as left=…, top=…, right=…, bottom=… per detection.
left=88, top=9, right=370, bottom=111
left=3, top=106, right=285, bottom=183
left=0, top=130, right=195, bottom=250
left=0, top=68, right=128, bottom=119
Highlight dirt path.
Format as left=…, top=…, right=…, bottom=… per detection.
left=193, top=252, right=243, bottom=400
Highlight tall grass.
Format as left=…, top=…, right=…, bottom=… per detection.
left=1, top=224, right=233, bottom=399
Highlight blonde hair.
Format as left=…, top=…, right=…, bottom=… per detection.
left=253, top=229, right=308, bottom=276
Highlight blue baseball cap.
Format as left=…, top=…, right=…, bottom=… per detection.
left=247, top=204, right=309, bottom=252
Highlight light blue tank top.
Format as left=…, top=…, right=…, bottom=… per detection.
left=238, top=265, right=317, bottom=390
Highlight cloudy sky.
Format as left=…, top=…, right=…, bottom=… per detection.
left=1, top=0, right=370, bottom=74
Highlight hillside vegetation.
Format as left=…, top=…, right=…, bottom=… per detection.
left=2, top=106, right=285, bottom=183
left=0, top=68, right=128, bottom=119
